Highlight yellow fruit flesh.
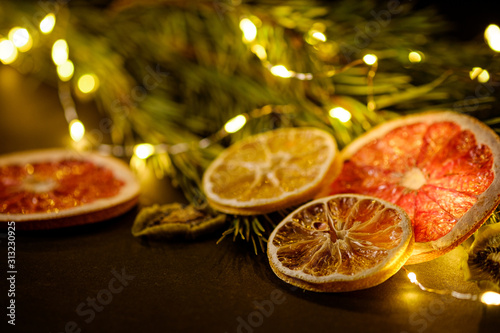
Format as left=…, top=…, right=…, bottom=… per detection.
left=204, top=128, right=338, bottom=213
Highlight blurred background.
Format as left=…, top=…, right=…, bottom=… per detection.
left=1, top=0, right=499, bottom=204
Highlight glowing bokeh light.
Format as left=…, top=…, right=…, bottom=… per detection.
left=251, top=44, right=267, bottom=60
left=478, top=69, right=490, bottom=83
left=484, top=24, right=500, bottom=52
left=481, top=291, right=500, bottom=305
left=0, top=39, right=18, bottom=64
left=407, top=272, right=418, bottom=284
left=363, top=54, right=378, bottom=65
left=408, top=51, right=423, bottom=63
left=69, top=119, right=85, bottom=142
left=57, top=60, right=75, bottom=81
left=270, top=65, right=292, bottom=78
left=469, top=67, right=483, bottom=80
left=40, top=13, right=56, bottom=34
left=134, top=143, right=155, bottom=159
left=51, top=39, right=69, bottom=66
left=8, top=27, right=32, bottom=52
left=239, top=18, right=257, bottom=43
left=77, top=74, right=99, bottom=94
left=329, top=107, right=352, bottom=123
left=224, top=115, right=247, bottom=133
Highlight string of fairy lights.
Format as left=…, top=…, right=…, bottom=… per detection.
left=403, top=267, right=500, bottom=306
left=1, top=12, right=498, bottom=159
left=1, top=7, right=500, bottom=305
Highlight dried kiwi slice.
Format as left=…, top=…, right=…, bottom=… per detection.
left=132, top=203, right=226, bottom=240
left=464, top=222, right=500, bottom=291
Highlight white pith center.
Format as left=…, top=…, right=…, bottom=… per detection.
left=21, top=177, right=58, bottom=193
left=401, top=167, right=427, bottom=190
left=254, top=152, right=292, bottom=187
left=335, top=229, right=348, bottom=240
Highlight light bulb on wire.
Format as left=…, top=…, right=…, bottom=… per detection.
left=0, top=39, right=18, bottom=64
left=8, top=27, right=32, bottom=52
left=40, top=13, right=56, bottom=34
left=404, top=267, right=500, bottom=306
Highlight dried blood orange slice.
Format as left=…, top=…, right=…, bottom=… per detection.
left=267, top=194, right=413, bottom=292
left=0, top=149, right=140, bottom=230
left=324, top=111, right=500, bottom=264
left=203, top=127, right=340, bottom=215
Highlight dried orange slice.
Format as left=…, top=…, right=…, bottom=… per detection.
left=0, top=149, right=140, bottom=230
left=202, top=127, right=340, bottom=215
left=267, top=194, right=414, bottom=292
left=324, top=111, right=500, bottom=264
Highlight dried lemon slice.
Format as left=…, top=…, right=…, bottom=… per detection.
left=202, top=127, right=340, bottom=215
left=267, top=194, right=414, bottom=292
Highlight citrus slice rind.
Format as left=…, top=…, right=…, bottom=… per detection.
left=0, top=149, right=140, bottom=230
left=203, top=127, right=339, bottom=215
left=267, top=194, right=414, bottom=292
left=323, top=111, right=500, bottom=264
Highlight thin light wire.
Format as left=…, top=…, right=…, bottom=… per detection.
left=403, top=266, right=483, bottom=303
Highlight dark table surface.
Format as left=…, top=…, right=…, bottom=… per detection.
left=1, top=64, right=500, bottom=333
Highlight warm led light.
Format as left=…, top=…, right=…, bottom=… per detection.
left=52, top=39, right=68, bottom=66
left=57, top=60, right=74, bottom=81
left=134, top=143, right=155, bottom=159
left=270, top=65, right=292, bottom=78
left=40, top=13, right=56, bottom=34
left=484, top=24, right=500, bottom=52
left=329, top=107, right=351, bottom=122
left=77, top=74, right=99, bottom=94
left=69, top=119, right=85, bottom=142
left=469, top=67, right=490, bottom=82
left=408, top=51, right=423, bottom=63
left=478, top=69, right=490, bottom=83
left=0, top=39, right=18, bottom=64
left=224, top=115, right=247, bottom=133
left=251, top=44, right=267, bottom=60
left=8, top=27, right=32, bottom=52
left=363, top=54, right=378, bottom=65
left=481, top=291, right=500, bottom=305
left=239, top=18, right=257, bottom=43
left=469, top=67, right=483, bottom=80
left=407, top=272, right=418, bottom=284
left=311, top=31, right=327, bottom=42
left=367, top=101, right=376, bottom=111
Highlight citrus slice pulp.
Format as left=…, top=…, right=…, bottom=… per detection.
left=203, top=127, right=340, bottom=215
left=323, top=111, right=500, bottom=264
left=0, top=149, right=140, bottom=230
left=267, top=194, right=414, bottom=292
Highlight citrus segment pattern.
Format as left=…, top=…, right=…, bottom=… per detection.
left=269, top=195, right=412, bottom=287
left=328, top=120, right=494, bottom=243
left=0, top=160, right=124, bottom=214
left=203, top=127, right=338, bottom=214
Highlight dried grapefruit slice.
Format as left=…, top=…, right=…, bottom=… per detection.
left=324, top=111, right=500, bottom=264
left=202, top=127, right=340, bottom=215
left=0, top=149, right=140, bottom=230
left=267, top=194, right=413, bottom=292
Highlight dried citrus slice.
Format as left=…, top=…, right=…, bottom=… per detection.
left=324, top=111, right=500, bottom=264
left=267, top=194, right=413, bottom=292
left=202, top=127, right=340, bottom=215
left=131, top=203, right=226, bottom=240
left=0, top=149, right=140, bottom=230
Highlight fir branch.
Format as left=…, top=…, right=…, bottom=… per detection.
left=1, top=0, right=500, bottom=250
